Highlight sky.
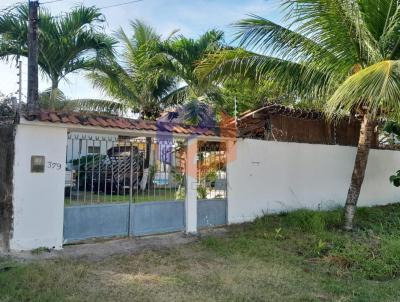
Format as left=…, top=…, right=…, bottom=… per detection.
left=0, top=0, right=281, bottom=102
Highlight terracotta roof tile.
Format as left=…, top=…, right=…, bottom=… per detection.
left=68, top=115, right=80, bottom=124
left=60, top=115, right=71, bottom=123
left=30, top=111, right=236, bottom=138
left=49, top=113, right=61, bottom=122
left=87, top=117, right=101, bottom=127
left=40, top=112, right=50, bottom=121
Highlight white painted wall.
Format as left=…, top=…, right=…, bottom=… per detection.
left=227, top=139, right=400, bottom=224
left=11, top=124, right=67, bottom=251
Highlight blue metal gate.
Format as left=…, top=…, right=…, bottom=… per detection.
left=196, top=141, right=228, bottom=228
left=63, top=135, right=186, bottom=243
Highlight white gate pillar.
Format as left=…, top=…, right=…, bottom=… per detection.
left=11, top=123, right=67, bottom=251
left=185, top=137, right=198, bottom=234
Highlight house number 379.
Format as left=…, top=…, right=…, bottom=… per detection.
left=47, top=161, right=62, bottom=170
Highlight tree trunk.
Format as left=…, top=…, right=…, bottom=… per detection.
left=140, top=137, right=152, bottom=191
left=51, top=79, right=59, bottom=90
left=344, top=113, right=375, bottom=231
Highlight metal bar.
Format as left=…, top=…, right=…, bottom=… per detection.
left=104, top=139, right=109, bottom=204
left=117, top=139, right=121, bottom=199
left=76, top=137, right=81, bottom=204
left=83, top=138, right=88, bottom=204
left=122, top=138, right=127, bottom=200
left=69, top=136, right=74, bottom=203
left=65, top=135, right=70, bottom=206
left=90, top=138, right=95, bottom=204
left=97, top=139, right=101, bottom=203
left=110, top=139, right=114, bottom=203
left=136, top=140, right=139, bottom=203
left=128, top=141, right=133, bottom=236
left=153, top=138, right=156, bottom=201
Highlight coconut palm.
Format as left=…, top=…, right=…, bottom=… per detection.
left=88, top=20, right=178, bottom=119
left=198, top=0, right=400, bottom=230
left=0, top=4, right=115, bottom=90
left=88, top=20, right=181, bottom=190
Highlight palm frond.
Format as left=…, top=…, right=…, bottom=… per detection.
left=282, top=0, right=381, bottom=65
left=73, top=99, right=127, bottom=114
left=326, top=60, right=400, bottom=121
left=197, top=48, right=336, bottom=100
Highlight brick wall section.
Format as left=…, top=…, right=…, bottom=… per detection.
left=0, top=125, right=15, bottom=251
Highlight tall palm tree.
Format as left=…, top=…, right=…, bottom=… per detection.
left=198, top=0, right=400, bottom=230
left=88, top=20, right=179, bottom=190
left=88, top=20, right=178, bottom=119
left=0, top=4, right=115, bottom=91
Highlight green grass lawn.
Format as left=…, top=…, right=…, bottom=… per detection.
left=2, top=204, right=400, bottom=301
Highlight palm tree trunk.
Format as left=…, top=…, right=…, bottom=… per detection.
left=140, top=137, right=152, bottom=191
left=344, top=113, right=375, bottom=231
left=51, top=79, right=58, bottom=90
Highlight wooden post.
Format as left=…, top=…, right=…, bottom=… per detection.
left=27, top=0, right=40, bottom=116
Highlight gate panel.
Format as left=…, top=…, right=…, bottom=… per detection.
left=131, top=201, right=185, bottom=236
left=197, top=141, right=227, bottom=228
left=198, top=199, right=227, bottom=228
left=64, top=204, right=129, bottom=243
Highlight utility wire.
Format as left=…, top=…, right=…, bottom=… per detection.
left=0, top=2, right=24, bottom=14
left=39, top=0, right=143, bottom=9
left=39, top=0, right=65, bottom=4
left=99, top=0, right=143, bottom=10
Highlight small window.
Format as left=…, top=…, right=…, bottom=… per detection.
left=87, top=146, right=101, bottom=154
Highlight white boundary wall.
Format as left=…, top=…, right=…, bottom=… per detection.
left=11, top=124, right=67, bottom=250
left=227, top=139, right=400, bottom=224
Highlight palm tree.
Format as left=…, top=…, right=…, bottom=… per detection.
left=0, top=4, right=115, bottom=91
left=156, top=30, right=225, bottom=105
left=88, top=20, right=178, bottom=119
left=88, top=20, right=179, bottom=190
left=198, top=0, right=400, bottom=230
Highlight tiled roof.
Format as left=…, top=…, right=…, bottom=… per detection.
left=30, top=111, right=237, bottom=137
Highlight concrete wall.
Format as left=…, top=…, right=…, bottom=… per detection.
left=11, top=124, right=67, bottom=250
left=227, top=139, right=400, bottom=224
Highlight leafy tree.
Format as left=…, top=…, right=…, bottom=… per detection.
left=0, top=4, right=115, bottom=90
left=198, top=0, right=400, bottom=230
left=0, top=92, right=15, bottom=116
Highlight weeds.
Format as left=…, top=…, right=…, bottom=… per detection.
left=2, top=204, right=400, bottom=301
left=203, top=203, right=400, bottom=281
